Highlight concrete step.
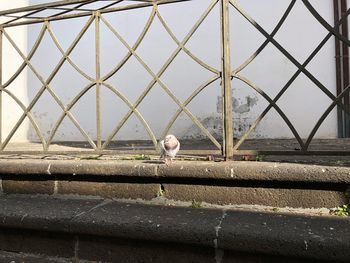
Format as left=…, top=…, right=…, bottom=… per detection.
left=0, top=159, right=349, bottom=208
left=0, top=194, right=349, bottom=262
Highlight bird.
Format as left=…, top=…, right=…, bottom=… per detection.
left=159, top=134, right=180, bottom=166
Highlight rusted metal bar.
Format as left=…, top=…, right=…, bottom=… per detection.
left=333, top=0, right=350, bottom=138
left=0, top=0, right=188, bottom=17
left=233, top=150, right=350, bottom=156
left=0, top=28, right=2, bottom=145
left=95, top=11, right=102, bottom=149
left=231, top=0, right=350, bottom=152
left=340, top=0, right=350, bottom=137
left=0, top=0, right=94, bottom=16
left=1, top=0, right=192, bottom=28
left=2, top=8, right=46, bottom=26
left=220, top=0, right=233, bottom=159
left=305, top=84, right=350, bottom=149
left=48, top=0, right=96, bottom=17
left=232, top=0, right=296, bottom=74
left=334, top=0, right=344, bottom=137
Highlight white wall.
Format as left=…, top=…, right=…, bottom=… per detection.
left=3, top=0, right=338, bottom=145
left=1, top=0, right=29, bottom=142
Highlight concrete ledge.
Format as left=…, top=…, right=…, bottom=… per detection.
left=0, top=159, right=349, bottom=208
left=0, top=195, right=348, bottom=262
left=1, top=159, right=350, bottom=183
left=164, top=184, right=347, bottom=207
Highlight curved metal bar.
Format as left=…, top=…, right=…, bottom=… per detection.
left=101, top=6, right=156, bottom=82
left=0, top=87, right=46, bottom=150
left=101, top=3, right=221, bottom=149
left=230, top=0, right=350, bottom=117
left=2, top=15, right=96, bottom=151
left=233, top=74, right=304, bottom=150
left=228, top=1, right=350, bottom=151
left=233, top=0, right=296, bottom=74
left=304, top=84, right=350, bottom=150
left=230, top=0, right=350, bottom=118
left=161, top=74, right=220, bottom=139
left=231, top=3, right=350, bottom=149
left=2, top=23, right=46, bottom=88
left=46, top=21, right=95, bottom=82
left=46, top=81, right=97, bottom=149
left=1, top=0, right=188, bottom=28
left=101, top=82, right=158, bottom=149
left=156, top=8, right=220, bottom=74
left=302, top=0, right=350, bottom=46
left=5, top=18, right=97, bottom=151
left=101, top=0, right=221, bottom=150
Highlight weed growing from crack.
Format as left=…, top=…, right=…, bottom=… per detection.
left=157, top=188, right=165, bottom=197
left=331, top=204, right=349, bottom=216
left=255, top=155, right=265, bottom=162
left=190, top=200, right=202, bottom=208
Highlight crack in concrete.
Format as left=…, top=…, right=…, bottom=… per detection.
left=154, top=165, right=159, bottom=176
left=0, top=176, right=3, bottom=194
left=71, top=199, right=113, bottom=220
left=214, top=209, right=227, bottom=263
left=53, top=180, right=58, bottom=195
left=46, top=163, right=51, bottom=175
left=20, top=213, right=28, bottom=222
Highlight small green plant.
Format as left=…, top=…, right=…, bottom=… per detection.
left=190, top=199, right=202, bottom=208
left=157, top=188, right=165, bottom=197
left=331, top=204, right=349, bottom=216
left=335, top=160, right=344, bottom=166
left=255, top=155, right=265, bottom=162
left=133, top=154, right=151, bottom=160
left=272, top=207, right=279, bottom=212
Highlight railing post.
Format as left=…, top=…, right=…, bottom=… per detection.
left=220, top=0, right=233, bottom=159
left=0, top=28, right=2, bottom=146
left=95, top=11, right=102, bottom=149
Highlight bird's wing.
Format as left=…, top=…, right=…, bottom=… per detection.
left=159, top=140, right=165, bottom=158
left=174, top=140, right=180, bottom=155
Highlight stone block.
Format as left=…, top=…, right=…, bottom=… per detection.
left=57, top=181, right=160, bottom=200
left=163, top=184, right=347, bottom=208
left=2, top=180, right=54, bottom=195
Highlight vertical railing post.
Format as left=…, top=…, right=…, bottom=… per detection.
left=220, top=0, right=233, bottom=159
left=0, top=28, right=3, bottom=147
left=95, top=11, right=102, bottom=149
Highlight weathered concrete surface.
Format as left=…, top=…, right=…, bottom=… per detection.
left=57, top=181, right=160, bottom=200
left=1, top=159, right=350, bottom=183
left=2, top=180, right=55, bottom=195
left=0, top=159, right=349, bottom=208
left=0, top=251, right=72, bottom=263
left=164, top=184, right=347, bottom=207
left=0, top=195, right=348, bottom=262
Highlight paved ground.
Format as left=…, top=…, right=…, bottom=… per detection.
left=0, top=194, right=348, bottom=262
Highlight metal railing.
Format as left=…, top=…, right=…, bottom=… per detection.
left=0, top=0, right=349, bottom=158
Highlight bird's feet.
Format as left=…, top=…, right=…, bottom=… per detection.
left=164, top=158, right=173, bottom=166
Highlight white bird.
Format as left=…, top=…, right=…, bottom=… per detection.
left=159, top=134, right=180, bottom=165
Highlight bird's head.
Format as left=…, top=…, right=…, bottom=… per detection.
left=164, top=134, right=176, bottom=143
